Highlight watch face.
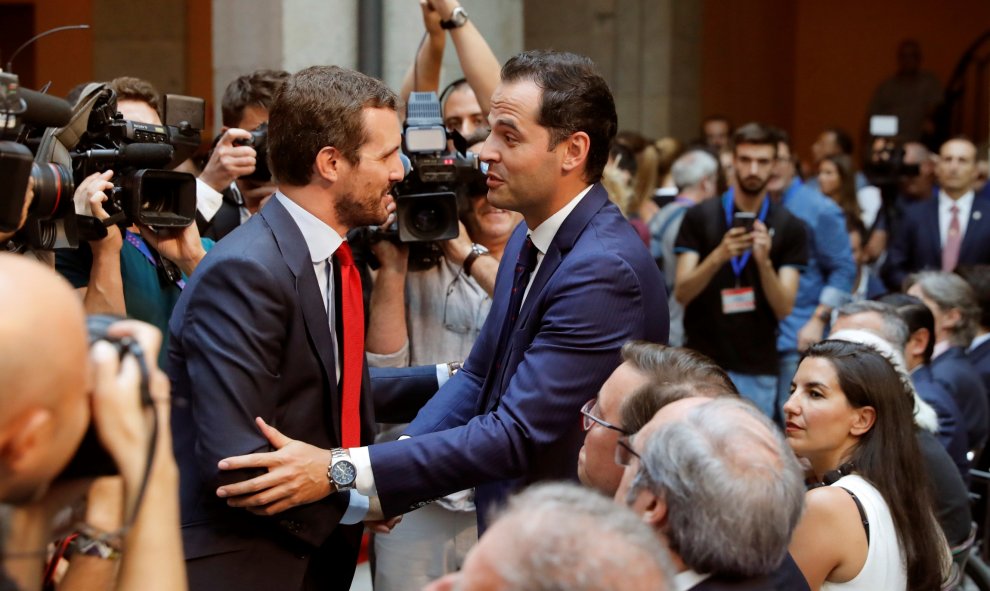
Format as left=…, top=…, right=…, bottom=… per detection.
left=331, top=460, right=357, bottom=485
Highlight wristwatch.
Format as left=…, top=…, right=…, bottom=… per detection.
left=462, top=243, right=489, bottom=277
left=440, top=6, right=469, bottom=29
left=68, top=531, right=121, bottom=561
left=328, top=448, right=357, bottom=492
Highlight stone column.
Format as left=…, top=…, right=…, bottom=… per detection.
left=211, top=0, right=357, bottom=131
left=524, top=0, right=702, bottom=141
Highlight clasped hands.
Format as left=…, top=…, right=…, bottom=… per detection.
left=215, top=417, right=400, bottom=533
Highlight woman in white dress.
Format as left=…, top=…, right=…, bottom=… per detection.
left=784, top=340, right=949, bottom=591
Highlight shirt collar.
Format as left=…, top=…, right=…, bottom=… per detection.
left=275, top=192, right=344, bottom=262
left=938, top=189, right=974, bottom=210
left=528, top=184, right=593, bottom=254
left=674, top=568, right=710, bottom=591
left=971, top=332, right=990, bottom=353
left=932, top=339, right=952, bottom=360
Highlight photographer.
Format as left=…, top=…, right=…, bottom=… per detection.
left=365, top=134, right=517, bottom=586
left=400, top=0, right=500, bottom=143
left=0, top=253, right=183, bottom=591
left=55, top=77, right=213, bottom=365
left=197, top=70, right=287, bottom=241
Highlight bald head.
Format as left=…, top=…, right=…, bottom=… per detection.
left=0, top=254, right=90, bottom=503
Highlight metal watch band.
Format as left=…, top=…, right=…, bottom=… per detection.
left=440, top=6, right=468, bottom=29
left=69, top=532, right=122, bottom=561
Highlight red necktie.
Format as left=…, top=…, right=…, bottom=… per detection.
left=335, top=242, right=363, bottom=447
left=942, top=204, right=962, bottom=272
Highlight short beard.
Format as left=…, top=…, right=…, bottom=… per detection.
left=737, top=174, right=770, bottom=197
left=334, top=190, right=387, bottom=230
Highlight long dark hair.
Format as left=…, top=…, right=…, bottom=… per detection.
left=821, top=154, right=861, bottom=224
left=804, top=340, right=946, bottom=590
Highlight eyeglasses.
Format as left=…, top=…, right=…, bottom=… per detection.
left=580, top=398, right=627, bottom=434
left=615, top=435, right=641, bottom=467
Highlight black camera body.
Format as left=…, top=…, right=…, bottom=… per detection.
left=57, top=315, right=153, bottom=482
left=230, top=121, right=271, bottom=183
left=1, top=76, right=204, bottom=250
left=357, top=92, right=487, bottom=271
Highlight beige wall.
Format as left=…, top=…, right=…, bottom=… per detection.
left=524, top=0, right=703, bottom=142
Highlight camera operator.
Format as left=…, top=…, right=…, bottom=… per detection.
left=197, top=70, right=287, bottom=241
left=365, top=136, right=520, bottom=589
left=55, top=77, right=213, bottom=366
left=400, top=0, right=500, bottom=144
left=0, top=253, right=183, bottom=591
left=863, top=141, right=937, bottom=263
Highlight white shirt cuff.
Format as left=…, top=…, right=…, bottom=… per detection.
left=436, top=363, right=451, bottom=388
left=195, top=178, right=224, bottom=222
left=351, top=446, right=378, bottom=497
left=340, top=490, right=370, bottom=524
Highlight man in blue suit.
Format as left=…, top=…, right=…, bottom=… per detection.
left=215, top=50, right=669, bottom=530
left=884, top=137, right=990, bottom=289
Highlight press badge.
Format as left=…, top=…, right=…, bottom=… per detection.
left=721, top=287, right=756, bottom=314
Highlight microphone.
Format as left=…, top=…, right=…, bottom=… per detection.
left=17, top=87, right=72, bottom=128
left=399, top=152, right=411, bottom=178
left=76, top=143, right=175, bottom=168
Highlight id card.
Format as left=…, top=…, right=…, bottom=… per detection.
left=721, top=287, right=756, bottom=314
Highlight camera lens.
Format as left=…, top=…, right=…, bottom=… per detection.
left=30, top=161, right=75, bottom=221
left=412, top=204, right=443, bottom=234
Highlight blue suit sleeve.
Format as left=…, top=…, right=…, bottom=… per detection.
left=368, top=250, right=651, bottom=516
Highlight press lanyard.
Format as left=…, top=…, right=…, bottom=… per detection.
left=124, top=230, right=186, bottom=290
left=722, top=189, right=769, bottom=280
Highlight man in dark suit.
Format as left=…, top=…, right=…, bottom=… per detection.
left=215, top=50, right=669, bottom=529
left=168, top=65, right=405, bottom=590
left=884, top=137, right=990, bottom=289
left=616, top=397, right=808, bottom=591
left=907, top=271, right=989, bottom=455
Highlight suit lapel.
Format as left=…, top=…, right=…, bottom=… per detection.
left=515, top=184, right=608, bottom=327
left=260, top=198, right=342, bottom=441
left=959, top=195, right=989, bottom=262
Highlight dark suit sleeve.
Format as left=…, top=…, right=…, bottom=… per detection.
left=370, top=365, right=440, bottom=423
left=368, top=250, right=648, bottom=516
left=177, top=255, right=345, bottom=547
left=882, top=204, right=918, bottom=290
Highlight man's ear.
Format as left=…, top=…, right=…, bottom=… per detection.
left=314, top=147, right=343, bottom=183
left=641, top=492, right=668, bottom=529
left=560, top=131, right=591, bottom=175
left=849, top=406, right=876, bottom=437
left=907, top=328, right=929, bottom=359
left=942, top=308, right=962, bottom=331
left=0, top=408, right=55, bottom=475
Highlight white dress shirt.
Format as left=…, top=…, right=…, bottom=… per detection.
left=674, top=568, right=710, bottom=591
left=970, top=333, right=990, bottom=354
left=523, top=185, right=593, bottom=304
left=195, top=178, right=224, bottom=222
left=274, top=192, right=369, bottom=522
left=939, top=190, right=975, bottom=248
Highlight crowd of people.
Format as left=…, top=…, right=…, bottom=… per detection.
left=2, top=2, right=990, bottom=590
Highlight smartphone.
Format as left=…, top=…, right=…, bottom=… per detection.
left=733, top=211, right=756, bottom=233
